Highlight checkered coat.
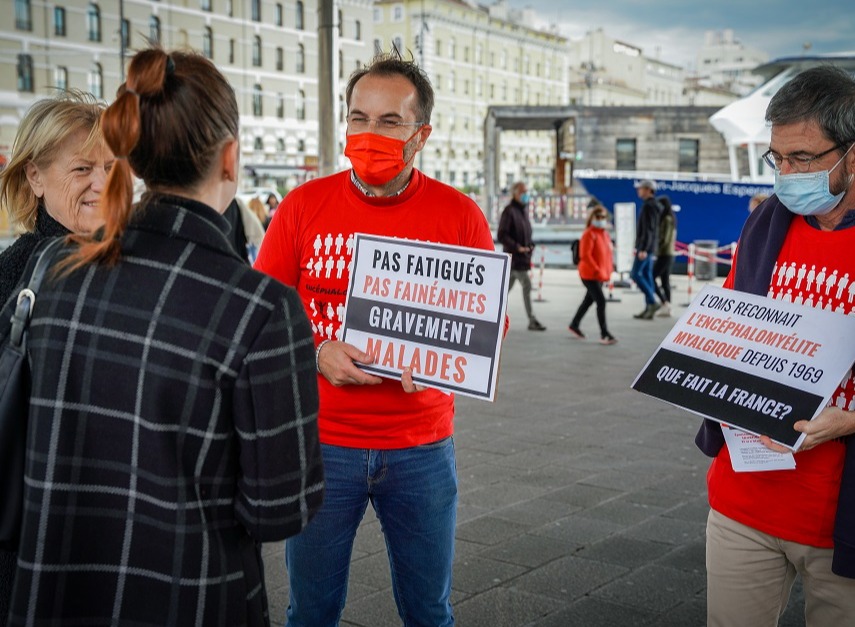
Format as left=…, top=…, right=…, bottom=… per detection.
left=2, top=195, right=323, bottom=626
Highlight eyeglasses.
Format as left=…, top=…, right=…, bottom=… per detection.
left=761, top=144, right=846, bottom=173
left=346, top=115, right=423, bottom=132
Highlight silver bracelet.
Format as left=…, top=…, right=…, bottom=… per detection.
left=315, top=339, right=330, bottom=373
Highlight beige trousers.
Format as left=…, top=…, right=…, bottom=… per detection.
left=706, top=508, right=855, bottom=626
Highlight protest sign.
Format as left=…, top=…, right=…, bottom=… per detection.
left=341, top=234, right=510, bottom=400
left=632, top=285, right=855, bottom=449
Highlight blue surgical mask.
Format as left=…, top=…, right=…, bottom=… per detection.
left=774, top=144, right=854, bottom=216
left=592, top=219, right=608, bottom=229
left=520, top=193, right=531, bottom=204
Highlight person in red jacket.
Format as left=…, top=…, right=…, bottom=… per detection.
left=568, top=205, right=617, bottom=344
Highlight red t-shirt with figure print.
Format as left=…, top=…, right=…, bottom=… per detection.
left=254, top=169, right=497, bottom=449
left=708, top=216, right=854, bottom=547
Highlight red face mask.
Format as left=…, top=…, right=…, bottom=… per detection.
left=344, top=129, right=422, bottom=186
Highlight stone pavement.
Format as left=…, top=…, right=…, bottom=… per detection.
left=262, top=268, right=807, bottom=627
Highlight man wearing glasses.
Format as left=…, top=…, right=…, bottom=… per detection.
left=255, top=52, right=497, bottom=626
left=696, top=65, right=855, bottom=626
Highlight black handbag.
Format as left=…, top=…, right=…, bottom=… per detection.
left=0, top=237, right=65, bottom=549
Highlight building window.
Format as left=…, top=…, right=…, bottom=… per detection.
left=616, top=138, right=637, bottom=170
left=297, top=90, right=306, bottom=120
left=54, top=6, right=66, bottom=36
left=277, top=137, right=286, bottom=152
left=201, top=0, right=211, bottom=11
left=296, top=1, right=304, bottom=30
left=373, top=39, right=382, bottom=55
left=275, top=3, right=283, bottom=26
left=373, top=7, right=381, bottom=22
left=448, top=38, right=455, bottom=59
left=252, top=36, right=262, bottom=66
left=297, top=44, right=305, bottom=73
left=355, top=20, right=361, bottom=41
left=55, top=66, right=68, bottom=91
left=251, top=0, right=260, bottom=22
left=254, top=136, right=263, bottom=151
left=298, top=139, right=306, bottom=152
left=679, top=138, right=700, bottom=172
left=277, top=93, right=284, bottom=118
left=87, top=3, right=101, bottom=41
left=252, top=84, right=263, bottom=116
left=448, top=72, right=455, bottom=93
left=89, top=62, right=103, bottom=98
left=276, top=47, right=284, bottom=71
left=226, top=0, right=233, bottom=17
left=149, top=15, right=161, bottom=44
left=337, top=10, right=343, bottom=37
left=121, top=19, right=130, bottom=49
left=435, top=40, right=441, bottom=56
left=17, top=54, right=34, bottom=92
left=338, top=50, right=343, bottom=78
left=15, top=0, right=32, bottom=30
left=203, top=27, right=213, bottom=58
left=392, top=5, right=402, bottom=21
left=393, top=37, right=402, bottom=55
left=229, top=38, right=235, bottom=63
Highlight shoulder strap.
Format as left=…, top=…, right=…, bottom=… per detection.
left=8, top=238, right=66, bottom=349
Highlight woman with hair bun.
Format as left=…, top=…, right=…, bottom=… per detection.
left=1, top=48, right=323, bottom=626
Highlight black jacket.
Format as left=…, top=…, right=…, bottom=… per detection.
left=497, top=199, right=534, bottom=271
left=2, top=194, right=324, bottom=626
left=635, top=196, right=661, bottom=254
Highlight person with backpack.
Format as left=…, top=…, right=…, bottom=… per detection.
left=568, top=205, right=617, bottom=344
left=653, top=195, right=677, bottom=317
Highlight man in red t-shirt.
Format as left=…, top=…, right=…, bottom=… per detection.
left=255, top=53, right=497, bottom=626
left=700, top=66, right=855, bottom=626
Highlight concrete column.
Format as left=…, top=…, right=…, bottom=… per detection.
left=318, top=0, right=336, bottom=177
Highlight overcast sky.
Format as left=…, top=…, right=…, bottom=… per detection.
left=504, top=0, right=854, bottom=71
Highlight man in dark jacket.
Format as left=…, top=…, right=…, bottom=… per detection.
left=498, top=181, right=546, bottom=330
left=630, top=179, right=661, bottom=319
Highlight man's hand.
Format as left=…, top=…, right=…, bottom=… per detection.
left=317, top=341, right=383, bottom=387
left=638, top=251, right=648, bottom=260
left=401, top=367, right=428, bottom=394
left=517, top=245, right=531, bottom=253
left=759, top=406, right=855, bottom=453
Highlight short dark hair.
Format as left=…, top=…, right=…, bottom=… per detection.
left=345, top=50, right=434, bottom=124
left=766, top=65, right=855, bottom=146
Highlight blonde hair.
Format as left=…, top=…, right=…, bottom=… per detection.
left=0, top=90, right=105, bottom=231
left=248, top=196, right=268, bottom=223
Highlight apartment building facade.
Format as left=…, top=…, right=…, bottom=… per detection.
left=372, top=0, right=568, bottom=192
left=3, top=0, right=374, bottom=193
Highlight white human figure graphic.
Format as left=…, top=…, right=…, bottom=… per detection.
left=314, top=258, right=323, bottom=276
left=837, top=392, right=847, bottom=409
left=306, top=256, right=314, bottom=277
left=326, top=321, right=334, bottom=339
left=837, top=302, right=847, bottom=314
left=336, top=303, right=345, bottom=322
left=794, top=292, right=804, bottom=305
left=815, top=267, right=827, bottom=292
left=311, top=321, right=318, bottom=334
left=849, top=396, right=855, bottom=411
left=324, top=233, right=333, bottom=254
left=825, top=299, right=834, bottom=311
left=767, top=287, right=776, bottom=298
left=806, top=265, right=816, bottom=290
left=313, top=234, right=322, bottom=257
left=348, top=258, right=354, bottom=273
left=336, top=256, right=346, bottom=279
left=334, top=233, right=344, bottom=255
left=776, top=263, right=787, bottom=286
left=795, top=264, right=807, bottom=289
left=816, top=296, right=824, bottom=310
left=784, top=262, right=796, bottom=286
left=826, top=270, right=838, bottom=295
left=335, top=325, right=343, bottom=340
left=849, top=281, right=855, bottom=303
left=326, top=302, right=335, bottom=320
left=325, top=256, right=335, bottom=278
left=782, top=289, right=793, bottom=303
left=346, top=233, right=355, bottom=256
left=309, top=298, right=317, bottom=317
left=837, top=273, right=850, bottom=299
left=804, top=294, right=814, bottom=308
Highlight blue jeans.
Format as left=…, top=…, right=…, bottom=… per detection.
left=630, top=254, right=657, bottom=305
left=285, top=438, right=458, bottom=627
